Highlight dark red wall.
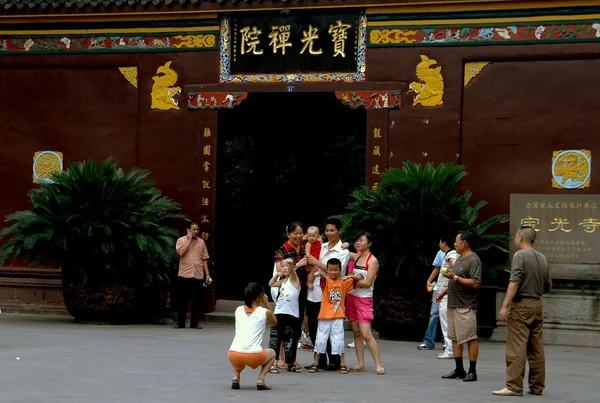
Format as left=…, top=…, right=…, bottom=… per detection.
left=2, top=42, right=600, bottom=271
left=0, top=51, right=220, bottom=245
left=367, top=44, right=600, bottom=219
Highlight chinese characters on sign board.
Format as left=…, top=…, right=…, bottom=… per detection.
left=229, top=13, right=360, bottom=75
left=510, top=194, right=600, bottom=264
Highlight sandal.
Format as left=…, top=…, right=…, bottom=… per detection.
left=349, top=366, right=365, bottom=372
left=231, top=378, right=240, bottom=390
left=376, top=367, right=386, bottom=375
left=287, top=364, right=302, bottom=373
left=308, top=364, right=318, bottom=373
left=277, top=360, right=286, bottom=369
left=340, top=365, right=349, bottom=374
left=256, top=382, right=272, bottom=390
left=269, top=365, right=279, bottom=374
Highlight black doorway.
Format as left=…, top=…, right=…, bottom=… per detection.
left=215, top=92, right=366, bottom=299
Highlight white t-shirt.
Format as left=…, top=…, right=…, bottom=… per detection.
left=348, top=253, right=376, bottom=298
left=274, top=278, right=300, bottom=317
left=229, top=306, right=267, bottom=353
left=307, top=240, right=350, bottom=303
left=436, top=250, right=459, bottom=299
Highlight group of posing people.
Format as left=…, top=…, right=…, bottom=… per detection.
left=224, top=223, right=553, bottom=395
left=227, top=218, right=384, bottom=390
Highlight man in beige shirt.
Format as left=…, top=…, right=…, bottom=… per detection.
left=175, top=221, right=211, bottom=329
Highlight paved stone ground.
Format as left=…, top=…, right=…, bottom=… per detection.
left=0, top=313, right=597, bottom=403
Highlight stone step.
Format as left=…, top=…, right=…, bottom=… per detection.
left=206, top=300, right=379, bottom=339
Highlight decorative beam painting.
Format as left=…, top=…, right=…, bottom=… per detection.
left=188, top=92, right=248, bottom=110
left=0, top=27, right=219, bottom=54
left=368, top=18, right=600, bottom=47
left=335, top=91, right=401, bottom=109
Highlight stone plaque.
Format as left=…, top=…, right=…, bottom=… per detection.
left=510, top=194, right=600, bottom=264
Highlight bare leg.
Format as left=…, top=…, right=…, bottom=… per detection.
left=277, top=341, right=285, bottom=368
left=232, top=368, right=241, bottom=381
left=467, top=340, right=479, bottom=361
left=453, top=340, right=464, bottom=358
left=351, top=321, right=365, bottom=369
left=257, top=348, right=276, bottom=387
left=359, top=322, right=383, bottom=369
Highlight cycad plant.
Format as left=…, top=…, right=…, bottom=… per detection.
left=0, top=157, right=185, bottom=321
left=340, top=161, right=509, bottom=278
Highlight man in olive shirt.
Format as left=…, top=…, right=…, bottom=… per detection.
left=493, top=226, right=552, bottom=397
left=437, top=231, right=481, bottom=382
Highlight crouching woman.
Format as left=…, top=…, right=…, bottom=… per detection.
left=228, top=282, right=278, bottom=390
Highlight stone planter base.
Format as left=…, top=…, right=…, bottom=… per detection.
left=489, top=286, right=600, bottom=347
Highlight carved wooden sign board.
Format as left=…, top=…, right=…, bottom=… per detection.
left=227, top=11, right=361, bottom=75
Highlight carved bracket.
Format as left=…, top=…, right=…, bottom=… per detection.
left=188, top=92, right=248, bottom=110
left=335, top=91, right=401, bottom=109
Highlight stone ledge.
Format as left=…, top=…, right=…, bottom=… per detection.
left=549, top=263, right=600, bottom=281
left=0, top=276, right=67, bottom=315
left=0, top=277, right=62, bottom=288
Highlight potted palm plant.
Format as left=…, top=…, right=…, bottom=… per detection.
left=339, top=161, right=509, bottom=339
left=0, top=157, right=185, bottom=323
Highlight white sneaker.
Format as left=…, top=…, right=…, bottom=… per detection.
left=437, top=351, right=454, bottom=359
left=347, top=341, right=356, bottom=348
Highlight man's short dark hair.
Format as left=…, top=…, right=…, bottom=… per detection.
left=324, top=217, right=343, bottom=230
left=458, top=230, right=474, bottom=246
left=327, top=258, right=342, bottom=268
left=518, top=226, right=536, bottom=244
left=187, top=221, right=199, bottom=229
left=244, top=282, right=264, bottom=308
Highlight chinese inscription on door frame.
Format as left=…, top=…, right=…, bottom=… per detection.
left=510, top=194, right=600, bottom=264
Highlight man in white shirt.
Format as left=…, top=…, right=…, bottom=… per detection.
left=305, top=217, right=350, bottom=370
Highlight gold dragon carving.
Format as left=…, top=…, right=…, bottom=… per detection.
left=408, top=55, right=444, bottom=107
left=151, top=61, right=181, bottom=110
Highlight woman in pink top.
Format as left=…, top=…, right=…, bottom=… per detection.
left=346, top=232, right=385, bottom=375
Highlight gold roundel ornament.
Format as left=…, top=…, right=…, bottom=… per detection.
left=551, top=150, right=591, bottom=189
left=33, top=151, right=63, bottom=184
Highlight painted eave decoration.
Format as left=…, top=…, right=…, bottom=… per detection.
left=464, top=62, right=490, bottom=86
left=0, top=26, right=219, bottom=55
left=0, top=0, right=346, bottom=9
left=552, top=150, right=592, bottom=189
left=118, top=67, right=138, bottom=88
left=335, top=91, right=402, bottom=109
left=188, top=92, right=248, bottom=110
left=367, top=14, right=600, bottom=47
left=33, top=151, right=63, bottom=184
